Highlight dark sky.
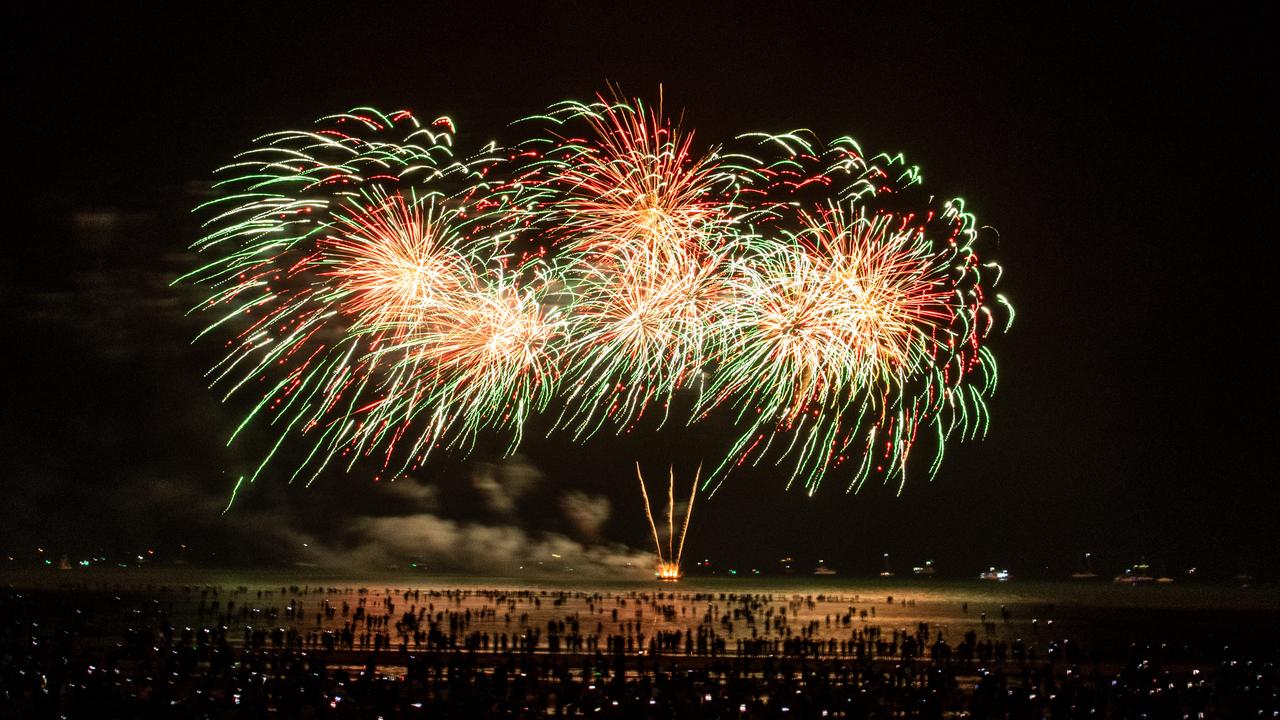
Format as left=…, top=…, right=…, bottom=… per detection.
left=5, top=4, right=1275, bottom=578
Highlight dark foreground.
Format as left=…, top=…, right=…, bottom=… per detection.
left=1, top=578, right=1277, bottom=718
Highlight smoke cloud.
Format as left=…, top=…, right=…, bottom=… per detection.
left=470, top=454, right=542, bottom=517
left=559, top=490, right=611, bottom=542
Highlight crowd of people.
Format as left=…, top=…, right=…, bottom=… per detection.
left=0, top=582, right=1275, bottom=717
left=186, top=586, right=1018, bottom=664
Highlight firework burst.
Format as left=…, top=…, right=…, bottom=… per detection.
left=705, top=201, right=968, bottom=494
left=510, top=93, right=755, bottom=435
left=183, top=94, right=1010, bottom=504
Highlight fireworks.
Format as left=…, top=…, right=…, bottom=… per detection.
left=636, top=464, right=699, bottom=581
left=183, top=93, right=1010, bottom=502
left=516, top=96, right=750, bottom=434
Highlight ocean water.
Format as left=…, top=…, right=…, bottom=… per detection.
left=12, top=567, right=1276, bottom=610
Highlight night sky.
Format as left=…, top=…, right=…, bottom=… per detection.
left=6, top=4, right=1275, bottom=578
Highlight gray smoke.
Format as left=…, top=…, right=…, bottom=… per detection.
left=320, top=513, right=650, bottom=576
left=559, top=490, right=612, bottom=541
left=471, top=454, right=542, bottom=516
left=218, top=464, right=650, bottom=577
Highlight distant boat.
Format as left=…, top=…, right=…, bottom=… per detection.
left=979, top=567, right=1010, bottom=582
left=878, top=554, right=894, bottom=577
left=1071, top=552, right=1099, bottom=579
left=912, top=560, right=936, bottom=577
left=814, top=560, right=837, bottom=576
left=1114, top=562, right=1154, bottom=584
left=1114, top=574, right=1154, bottom=584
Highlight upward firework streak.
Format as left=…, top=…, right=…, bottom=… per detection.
left=636, top=463, right=699, bottom=581
left=183, top=93, right=1011, bottom=505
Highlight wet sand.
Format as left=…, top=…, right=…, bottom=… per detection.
left=5, top=568, right=1276, bottom=662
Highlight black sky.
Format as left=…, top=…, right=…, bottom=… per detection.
left=5, top=3, right=1275, bottom=577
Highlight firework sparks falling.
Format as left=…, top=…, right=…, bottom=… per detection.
left=515, top=93, right=752, bottom=434
left=703, top=201, right=963, bottom=494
